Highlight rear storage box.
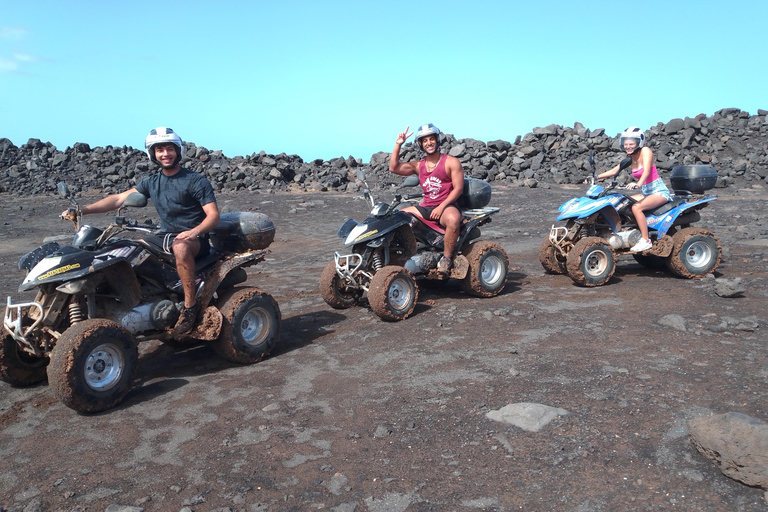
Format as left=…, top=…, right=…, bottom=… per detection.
left=457, top=178, right=492, bottom=209
left=210, top=212, right=276, bottom=253
left=670, top=165, right=718, bottom=194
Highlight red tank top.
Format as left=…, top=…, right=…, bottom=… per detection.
left=418, top=154, right=452, bottom=208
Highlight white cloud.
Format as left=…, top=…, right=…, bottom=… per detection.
left=13, top=52, right=37, bottom=63
left=0, top=56, right=19, bottom=72
left=0, top=27, right=27, bottom=40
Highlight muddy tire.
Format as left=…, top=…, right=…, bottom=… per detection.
left=214, top=287, right=281, bottom=364
left=666, top=227, right=721, bottom=278
left=48, top=319, right=138, bottom=413
left=368, top=266, right=418, bottom=321
left=566, top=237, right=616, bottom=287
left=319, top=260, right=361, bottom=309
left=538, top=236, right=567, bottom=275
left=0, top=334, right=48, bottom=387
left=460, top=241, right=509, bottom=297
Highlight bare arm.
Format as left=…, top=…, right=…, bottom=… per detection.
left=62, top=188, right=139, bottom=217
left=389, top=126, right=419, bottom=176
left=597, top=164, right=620, bottom=180
left=175, top=201, right=221, bottom=241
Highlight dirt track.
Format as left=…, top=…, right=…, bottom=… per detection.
left=1, top=183, right=767, bottom=511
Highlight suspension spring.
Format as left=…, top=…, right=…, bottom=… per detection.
left=69, top=302, right=85, bottom=324
left=372, top=252, right=383, bottom=272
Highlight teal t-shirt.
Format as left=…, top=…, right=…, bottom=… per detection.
left=134, top=167, right=216, bottom=233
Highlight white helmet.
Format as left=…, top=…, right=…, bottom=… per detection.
left=619, top=126, right=645, bottom=153
left=145, top=127, right=185, bottom=166
left=415, top=123, right=443, bottom=150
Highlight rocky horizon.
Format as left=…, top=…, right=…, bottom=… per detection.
left=1, top=107, right=766, bottom=197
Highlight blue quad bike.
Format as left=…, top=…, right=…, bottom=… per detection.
left=539, top=153, right=721, bottom=287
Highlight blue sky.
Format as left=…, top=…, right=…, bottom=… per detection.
left=2, top=0, right=766, bottom=162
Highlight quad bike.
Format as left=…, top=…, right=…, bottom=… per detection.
left=2, top=183, right=280, bottom=413
left=539, top=152, right=721, bottom=287
left=320, top=170, right=509, bottom=321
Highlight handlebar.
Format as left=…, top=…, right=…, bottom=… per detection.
left=116, top=216, right=158, bottom=232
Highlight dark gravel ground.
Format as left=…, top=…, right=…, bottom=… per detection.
left=0, top=182, right=766, bottom=511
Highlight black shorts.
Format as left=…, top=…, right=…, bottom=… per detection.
left=144, top=233, right=210, bottom=259
left=414, top=203, right=459, bottom=221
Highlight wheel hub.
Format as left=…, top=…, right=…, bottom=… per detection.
left=241, top=308, right=270, bottom=346
left=388, top=279, right=412, bottom=311
left=84, top=344, right=124, bottom=391
left=686, top=241, right=712, bottom=268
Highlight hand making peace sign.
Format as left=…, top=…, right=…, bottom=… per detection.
left=396, top=126, right=413, bottom=145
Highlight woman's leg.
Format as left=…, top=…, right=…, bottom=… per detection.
left=631, top=194, right=668, bottom=241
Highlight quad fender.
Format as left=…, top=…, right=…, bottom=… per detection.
left=52, top=259, right=141, bottom=309
left=556, top=198, right=621, bottom=231
left=195, top=250, right=269, bottom=310
left=344, top=211, right=413, bottom=247
left=651, top=197, right=715, bottom=237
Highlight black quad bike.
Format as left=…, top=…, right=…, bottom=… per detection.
left=320, top=170, right=509, bottom=321
left=539, top=152, right=721, bottom=286
left=2, top=184, right=280, bottom=413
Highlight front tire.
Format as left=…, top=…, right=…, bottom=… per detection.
left=538, top=236, right=567, bottom=275
left=214, top=287, right=281, bottom=364
left=368, top=266, right=418, bottom=321
left=566, top=237, right=616, bottom=287
left=0, top=334, right=48, bottom=387
left=48, top=319, right=138, bottom=413
left=319, top=260, right=361, bottom=309
left=460, top=241, right=509, bottom=297
left=666, top=228, right=721, bottom=278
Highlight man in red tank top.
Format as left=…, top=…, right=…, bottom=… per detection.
left=389, top=124, right=464, bottom=274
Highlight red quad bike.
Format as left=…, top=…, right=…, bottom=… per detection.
left=2, top=183, right=280, bottom=413
left=539, top=152, right=721, bottom=287
left=320, top=170, right=509, bottom=321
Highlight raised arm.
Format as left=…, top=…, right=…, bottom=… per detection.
left=389, top=126, right=419, bottom=176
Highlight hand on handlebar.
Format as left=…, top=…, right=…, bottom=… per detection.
left=60, top=208, right=79, bottom=226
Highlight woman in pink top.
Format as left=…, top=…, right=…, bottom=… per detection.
left=389, top=124, right=464, bottom=275
left=598, top=127, right=672, bottom=252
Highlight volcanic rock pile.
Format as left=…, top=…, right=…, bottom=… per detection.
left=1, top=107, right=766, bottom=197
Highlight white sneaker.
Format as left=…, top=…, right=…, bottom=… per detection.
left=630, top=238, right=652, bottom=252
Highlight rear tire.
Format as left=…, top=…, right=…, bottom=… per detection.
left=48, top=319, right=138, bottom=413
left=368, top=266, right=418, bottom=321
left=566, top=237, right=616, bottom=287
left=214, top=287, right=281, bottom=364
left=0, top=334, right=48, bottom=387
left=319, top=260, right=361, bottom=309
left=666, top=228, right=721, bottom=278
left=538, top=236, right=567, bottom=275
left=460, top=241, right=509, bottom=297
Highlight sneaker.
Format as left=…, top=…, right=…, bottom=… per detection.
left=437, top=256, right=452, bottom=275
left=630, top=238, right=652, bottom=252
left=174, top=302, right=200, bottom=334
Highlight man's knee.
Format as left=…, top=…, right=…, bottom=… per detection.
left=172, top=239, right=199, bottom=259
left=442, top=211, right=461, bottom=230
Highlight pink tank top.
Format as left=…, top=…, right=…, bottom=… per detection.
left=418, top=154, right=452, bottom=208
left=632, top=165, right=661, bottom=182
